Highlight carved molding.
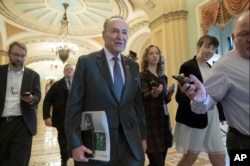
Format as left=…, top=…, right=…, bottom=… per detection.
left=149, top=10, right=188, bottom=29
left=144, top=0, right=156, bottom=11
left=129, top=20, right=149, bottom=35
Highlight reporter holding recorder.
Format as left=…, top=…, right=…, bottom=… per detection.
left=178, top=10, right=250, bottom=162
left=140, top=45, right=175, bottom=166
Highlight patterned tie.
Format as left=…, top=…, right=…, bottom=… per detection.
left=112, top=57, right=123, bottom=100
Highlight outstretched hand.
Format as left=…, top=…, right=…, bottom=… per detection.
left=179, top=74, right=207, bottom=103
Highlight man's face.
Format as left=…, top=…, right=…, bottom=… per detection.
left=64, top=64, right=75, bottom=79
left=232, top=13, right=250, bottom=59
left=102, top=18, right=128, bottom=56
left=8, top=45, right=26, bottom=69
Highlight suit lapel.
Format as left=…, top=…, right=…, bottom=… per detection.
left=59, top=78, right=69, bottom=92
left=95, top=50, right=137, bottom=103
left=0, top=65, right=8, bottom=104
left=120, top=57, right=134, bottom=103
left=21, top=69, right=32, bottom=94
left=96, top=50, right=116, bottom=98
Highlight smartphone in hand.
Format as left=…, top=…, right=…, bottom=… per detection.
left=149, top=80, right=159, bottom=88
left=172, top=75, right=187, bottom=85
left=170, top=83, right=175, bottom=89
left=21, top=92, right=31, bottom=97
left=81, top=130, right=95, bottom=158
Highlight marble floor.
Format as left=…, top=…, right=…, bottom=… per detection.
left=29, top=111, right=229, bottom=166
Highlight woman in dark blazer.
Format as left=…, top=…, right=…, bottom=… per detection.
left=173, top=35, right=226, bottom=166
left=140, top=45, right=175, bottom=166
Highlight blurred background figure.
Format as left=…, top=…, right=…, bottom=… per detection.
left=43, top=63, right=75, bottom=166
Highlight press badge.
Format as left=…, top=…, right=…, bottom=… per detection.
left=163, top=102, right=169, bottom=115
left=11, top=86, right=19, bottom=95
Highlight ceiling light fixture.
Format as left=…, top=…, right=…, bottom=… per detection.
left=52, top=3, right=76, bottom=63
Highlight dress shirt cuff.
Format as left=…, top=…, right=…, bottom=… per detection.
left=190, top=93, right=209, bottom=114
left=190, top=101, right=207, bottom=114
left=190, top=93, right=216, bottom=114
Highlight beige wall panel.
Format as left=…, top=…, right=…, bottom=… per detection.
left=149, top=11, right=189, bottom=128
left=0, top=54, right=8, bottom=65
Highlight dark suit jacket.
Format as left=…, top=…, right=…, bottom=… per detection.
left=0, top=64, right=41, bottom=135
left=175, top=56, right=208, bottom=128
left=65, top=49, right=146, bottom=161
left=43, top=77, right=69, bottom=128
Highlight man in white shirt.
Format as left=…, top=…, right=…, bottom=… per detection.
left=178, top=10, right=249, bottom=164
left=0, top=41, right=41, bottom=166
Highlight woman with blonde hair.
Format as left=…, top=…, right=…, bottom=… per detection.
left=140, top=45, right=175, bottom=166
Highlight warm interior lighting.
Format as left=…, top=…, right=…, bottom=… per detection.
left=52, top=3, right=76, bottom=63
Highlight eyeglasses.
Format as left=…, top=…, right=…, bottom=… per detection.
left=10, top=53, right=26, bottom=59
left=64, top=68, right=74, bottom=71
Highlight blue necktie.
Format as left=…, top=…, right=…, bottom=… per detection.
left=113, top=57, right=123, bottom=100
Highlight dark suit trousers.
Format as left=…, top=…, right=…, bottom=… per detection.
left=226, top=127, right=250, bottom=150
left=147, top=150, right=168, bottom=166
left=74, top=128, right=144, bottom=166
left=56, top=126, right=69, bottom=162
left=0, top=116, right=32, bottom=166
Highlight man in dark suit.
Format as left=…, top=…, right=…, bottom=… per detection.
left=0, top=41, right=41, bottom=166
left=65, top=16, right=147, bottom=166
left=43, top=63, right=75, bottom=166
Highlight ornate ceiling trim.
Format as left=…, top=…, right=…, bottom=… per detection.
left=5, top=22, right=26, bottom=38
left=24, top=54, right=77, bottom=65
left=0, top=0, right=129, bottom=37
left=21, top=37, right=93, bottom=52
left=129, top=20, right=149, bottom=36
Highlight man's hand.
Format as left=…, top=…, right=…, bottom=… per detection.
left=72, top=146, right=93, bottom=162
left=44, top=118, right=52, bottom=127
left=20, top=93, right=33, bottom=103
left=179, top=74, right=207, bottom=103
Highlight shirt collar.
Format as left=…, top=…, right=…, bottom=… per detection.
left=104, top=47, right=121, bottom=61
left=65, top=78, right=72, bottom=81
left=8, top=64, right=24, bottom=74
